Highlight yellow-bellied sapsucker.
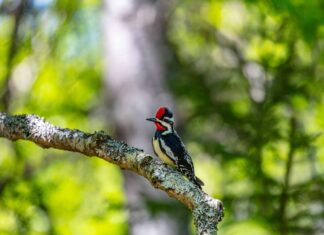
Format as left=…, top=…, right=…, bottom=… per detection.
left=146, top=107, right=204, bottom=189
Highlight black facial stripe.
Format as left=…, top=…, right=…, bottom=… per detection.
left=163, top=117, right=174, bottom=124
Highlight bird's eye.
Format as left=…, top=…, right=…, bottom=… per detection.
left=164, top=118, right=173, bottom=125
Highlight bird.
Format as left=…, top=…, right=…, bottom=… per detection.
left=146, top=107, right=204, bottom=189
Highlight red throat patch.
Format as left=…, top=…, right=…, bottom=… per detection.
left=156, top=107, right=166, bottom=119
left=155, top=122, right=166, bottom=131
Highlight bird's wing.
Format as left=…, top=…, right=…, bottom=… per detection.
left=161, top=132, right=195, bottom=173
left=158, top=137, right=178, bottom=164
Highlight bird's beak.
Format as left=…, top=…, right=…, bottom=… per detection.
left=146, top=117, right=157, bottom=122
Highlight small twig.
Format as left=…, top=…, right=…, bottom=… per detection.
left=278, top=116, right=296, bottom=235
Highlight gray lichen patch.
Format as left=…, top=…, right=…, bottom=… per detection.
left=24, top=114, right=54, bottom=142
left=92, top=130, right=111, bottom=145
left=136, top=153, right=152, bottom=173
left=74, top=138, right=85, bottom=152
left=192, top=194, right=224, bottom=235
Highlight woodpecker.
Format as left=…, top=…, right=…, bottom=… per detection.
left=146, top=107, right=204, bottom=189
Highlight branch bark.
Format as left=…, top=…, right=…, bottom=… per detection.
left=0, top=112, right=224, bottom=235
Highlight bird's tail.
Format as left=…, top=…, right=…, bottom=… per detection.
left=194, top=176, right=204, bottom=188
left=183, top=169, right=204, bottom=189
left=178, top=165, right=204, bottom=189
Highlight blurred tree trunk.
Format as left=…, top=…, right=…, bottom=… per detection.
left=0, top=0, right=26, bottom=112
left=102, top=0, right=190, bottom=234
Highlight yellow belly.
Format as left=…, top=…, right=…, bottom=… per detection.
left=153, top=138, right=175, bottom=166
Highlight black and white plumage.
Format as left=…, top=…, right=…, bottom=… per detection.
left=147, top=107, right=204, bottom=189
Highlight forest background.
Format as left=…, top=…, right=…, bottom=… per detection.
left=0, top=0, right=324, bottom=234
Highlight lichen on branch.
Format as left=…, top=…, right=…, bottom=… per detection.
left=0, top=112, right=224, bottom=235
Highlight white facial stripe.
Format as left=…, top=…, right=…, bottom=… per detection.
left=164, top=117, right=174, bottom=122
left=157, top=119, right=168, bottom=126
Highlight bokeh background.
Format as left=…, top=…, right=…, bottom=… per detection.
left=0, top=0, right=324, bottom=234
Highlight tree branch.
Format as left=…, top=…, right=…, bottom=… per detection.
left=0, top=112, right=224, bottom=235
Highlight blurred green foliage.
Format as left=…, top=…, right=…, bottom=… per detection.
left=0, top=1, right=126, bottom=234
left=167, top=0, right=324, bottom=234
left=0, top=0, right=323, bottom=234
